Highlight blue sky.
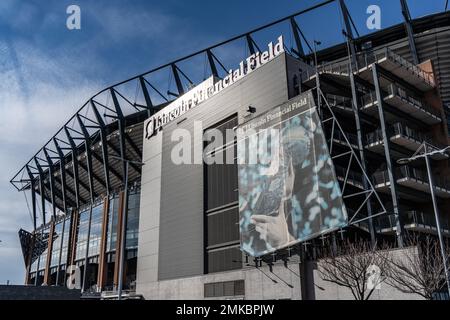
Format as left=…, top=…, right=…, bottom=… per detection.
left=0, top=0, right=447, bottom=285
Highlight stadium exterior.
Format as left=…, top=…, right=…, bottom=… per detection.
left=10, top=1, right=450, bottom=299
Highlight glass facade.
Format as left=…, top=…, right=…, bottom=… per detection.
left=88, top=204, right=103, bottom=257
left=59, top=217, right=71, bottom=268
left=107, top=195, right=119, bottom=252
left=126, top=190, right=140, bottom=250
left=27, top=187, right=141, bottom=288
left=50, top=220, right=64, bottom=267
left=75, top=209, right=90, bottom=261
left=38, top=226, right=52, bottom=272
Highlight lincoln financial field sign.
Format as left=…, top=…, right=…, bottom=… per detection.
left=145, top=35, right=285, bottom=138
left=237, top=92, right=348, bottom=257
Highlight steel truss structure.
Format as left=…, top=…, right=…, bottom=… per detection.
left=10, top=0, right=450, bottom=234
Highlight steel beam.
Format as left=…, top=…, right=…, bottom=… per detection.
left=107, top=141, right=141, bottom=174
left=400, top=0, right=419, bottom=65
left=91, top=150, right=123, bottom=183
left=53, top=138, right=69, bottom=214
left=171, top=64, right=185, bottom=96
left=290, top=17, right=305, bottom=57
left=125, top=134, right=142, bottom=160
left=245, top=33, right=260, bottom=55
left=139, top=77, right=154, bottom=117
left=43, top=219, right=55, bottom=285
left=372, top=64, right=404, bottom=246
left=206, top=49, right=219, bottom=78
left=96, top=197, right=109, bottom=292
left=43, top=148, right=57, bottom=219
left=64, top=169, right=91, bottom=204
left=91, top=101, right=111, bottom=195
left=64, top=127, right=81, bottom=208
left=76, top=114, right=95, bottom=292
left=34, top=157, right=46, bottom=226
left=339, top=0, right=358, bottom=68
left=110, top=89, right=128, bottom=182
left=348, top=69, right=376, bottom=244
left=26, top=165, right=37, bottom=230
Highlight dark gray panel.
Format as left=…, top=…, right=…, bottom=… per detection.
left=158, top=53, right=290, bottom=280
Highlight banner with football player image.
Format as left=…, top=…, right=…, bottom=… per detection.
left=237, top=91, right=348, bottom=257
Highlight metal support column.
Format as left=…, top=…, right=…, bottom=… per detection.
left=113, top=191, right=125, bottom=290
left=372, top=65, right=404, bottom=246
left=43, top=148, right=57, bottom=220
left=91, top=101, right=111, bottom=195
left=26, top=165, right=37, bottom=230
left=43, top=219, right=55, bottom=285
left=206, top=49, right=219, bottom=78
left=110, top=89, right=127, bottom=179
left=64, top=127, right=81, bottom=208
left=400, top=0, right=419, bottom=65
left=34, top=157, right=46, bottom=226
left=339, top=0, right=358, bottom=68
left=348, top=69, right=376, bottom=243
left=77, top=115, right=95, bottom=292
left=424, top=144, right=450, bottom=296
left=138, top=77, right=154, bottom=118
left=97, top=197, right=110, bottom=292
left=290, top=17, right=305, bottom=57
left=171, top=64, right=185, bottom=96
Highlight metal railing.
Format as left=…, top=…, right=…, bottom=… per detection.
left=327, top=128, right=359, bottom=147
left=334, top=165, right=364, bottom=188
left=365, top=122, right=436, bottom=146
left=376, top=211, right=449, bottom=231
left=372, top=165, right=450, bottom=192
left=365, top=128, right=384, bottom=146
left=360, top=83, right=441, bottom=119
left=325, top=94, right=352, bottom=108
left=387, top=84, right=441, bottom=118
left=356, top=48, right=435, bottom=87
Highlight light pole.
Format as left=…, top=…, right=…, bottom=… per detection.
left=398, top=143, right=450, bottom=296
left=110, top=155, right=145, bottom=300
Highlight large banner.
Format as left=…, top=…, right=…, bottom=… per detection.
left=237, top=91, right=348, bottom=257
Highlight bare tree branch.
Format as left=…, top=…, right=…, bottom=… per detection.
left=318, top=241, right=391, bottom=300
left=385, top=234, right=450, bottom=300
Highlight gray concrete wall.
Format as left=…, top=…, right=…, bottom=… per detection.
left=157, top=53, right=292, bottom=281
left=140, top=262, right=302, bottom=300
left=136, top=132, right=163, bottom=296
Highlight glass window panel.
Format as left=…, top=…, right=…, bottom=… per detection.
left=107, top=196, right=119, bottom=252
left=126, top=190, right=140, bottom=250
left=88, top=203, right=104, bottom=257
left=75, top=209, right=90, bottom=261
left=50, top=220, right=64, bottom=267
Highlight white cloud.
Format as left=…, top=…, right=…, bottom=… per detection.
left=0, top=37, right=103, bottom=284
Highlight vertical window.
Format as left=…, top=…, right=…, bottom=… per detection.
left=50, top=220, right=64, bottom=267
left=75, top=209, right=89, bottom=261
left=88, top=203, right=103, bottom=257
left=107, top=195, right=119, bottom=252
left=59, top=216, right=71, bottom=268
left=204, top=115, right=242, bottom=274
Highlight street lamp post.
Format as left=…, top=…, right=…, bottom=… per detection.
left=110, top=155, right=145, bottom=300
left=398, top=143, right=450, bottom=297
